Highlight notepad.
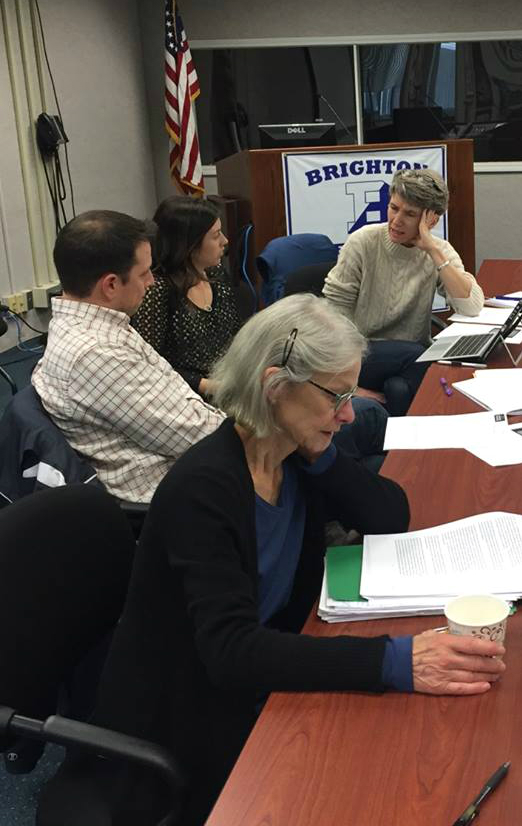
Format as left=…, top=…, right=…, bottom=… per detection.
left=325, top=545, right=367, bottom=602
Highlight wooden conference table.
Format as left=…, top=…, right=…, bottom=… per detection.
left=206, top=260, right=522, bottom=826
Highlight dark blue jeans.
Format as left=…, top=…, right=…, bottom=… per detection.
left=359, top=339, right=430, bottom=416
left=333, top=396, right=388, bottom=473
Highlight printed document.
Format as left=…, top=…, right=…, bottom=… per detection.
left=361, top=512, right=522, bottom=599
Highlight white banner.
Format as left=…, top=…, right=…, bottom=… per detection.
left=283, top=145, right=448, bottom=246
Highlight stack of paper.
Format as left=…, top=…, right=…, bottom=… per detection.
left=319, top=512, right=522, bottom=622
left=453, top=368, right=522, bottom=414
left=319, top=545, right=447, bottom=622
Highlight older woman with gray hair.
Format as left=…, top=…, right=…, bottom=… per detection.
left=323, top=168, right=484, bottom=414
left=40, top=295, right=503, bottom=826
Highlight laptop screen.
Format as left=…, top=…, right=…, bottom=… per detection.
left=500, top=300, right=522, bottom=339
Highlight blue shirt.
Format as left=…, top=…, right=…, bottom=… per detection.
left=256, top=460, right=305, bottom=625
left=255, top=443, right=413, bottom=691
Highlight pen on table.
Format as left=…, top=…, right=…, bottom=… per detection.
left=439, top=377, right=453, bottom=396
left=494, top=295, right=520, bottom=301
left=452, top=761, right=510, bottom=826
left=437, top=360, right=488, bottom=369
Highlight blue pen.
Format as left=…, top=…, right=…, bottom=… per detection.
left=495, top=295, right=520, bottom=301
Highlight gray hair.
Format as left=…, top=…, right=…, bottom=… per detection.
left=209, top=293, right=366, bottom=437
left=390, top=168, right=449, bottom=214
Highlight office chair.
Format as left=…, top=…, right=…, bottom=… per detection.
left=256, top=233, right=338, bottom=305
left=1, top=709, right=182, bottom=826
left=0, top=485, right=135, bottom=773
left=0, top=384, right=148, bottom=534
left=283, top=260, right=335, bottom=297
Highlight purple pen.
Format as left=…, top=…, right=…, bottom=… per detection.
left=439, top=377, right=453, bottom=396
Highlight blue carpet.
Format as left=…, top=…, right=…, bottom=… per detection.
left=0, top=745, right=64, bottom=826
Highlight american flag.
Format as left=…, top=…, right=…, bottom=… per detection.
left=164, top=1, right=204, bottom=195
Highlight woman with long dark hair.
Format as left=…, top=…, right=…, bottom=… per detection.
left=132, top=196, right=241, bottom=397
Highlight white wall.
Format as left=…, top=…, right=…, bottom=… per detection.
left=38, top=0, right=157, bottom=217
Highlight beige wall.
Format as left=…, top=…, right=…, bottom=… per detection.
left=183, top=0, right=522, bottom=41
left=37, top=0, right=157, bottom=217
left=0, top=0, right=158, bottom=304
left=475, top=173, right=522, bottom=268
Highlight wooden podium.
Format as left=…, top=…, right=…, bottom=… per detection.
left=215, top=139, right=475, bottom=274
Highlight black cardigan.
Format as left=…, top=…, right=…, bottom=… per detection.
left=80, top=420, right=409, bottom=825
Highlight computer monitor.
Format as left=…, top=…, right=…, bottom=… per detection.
left=258, top=122, right=337, bottom=149
left=393, top=107, right=445, bottom=141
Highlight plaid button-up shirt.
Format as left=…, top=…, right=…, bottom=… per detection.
left=32, top=298, right=225, bottom=503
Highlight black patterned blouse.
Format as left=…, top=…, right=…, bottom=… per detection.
left=131, top=266, right=242, bottom=394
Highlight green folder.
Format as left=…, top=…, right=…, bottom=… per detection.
left=325, top=545, right=368, bottom=602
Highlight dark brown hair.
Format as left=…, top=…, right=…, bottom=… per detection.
left=152, top=196, right=220, bottom=300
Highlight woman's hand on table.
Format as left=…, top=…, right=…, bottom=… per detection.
left=412, top=629, right=505, bottom=695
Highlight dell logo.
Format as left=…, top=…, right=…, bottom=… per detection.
left=287, top=127, right=306, bottom=134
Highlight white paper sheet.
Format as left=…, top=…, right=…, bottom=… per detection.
left=384, top=410, right=522, bottom=465
left=448, top=307, right=513, bottom=325
left=465, top=428, right=522, bottom=466
left=361, top=512, right=522, bottom=598
left=384, top=411, right=509, bottom=450
left=453, top=369, right=522, bottom=414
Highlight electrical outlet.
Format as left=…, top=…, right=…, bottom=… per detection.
left=1, top=290, right=34, bottom=314
left=32, top=282, right=61, bottom=308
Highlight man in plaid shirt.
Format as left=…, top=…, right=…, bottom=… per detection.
left=32, top=210, right=225, bottom=504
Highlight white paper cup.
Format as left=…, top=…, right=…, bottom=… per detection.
left=445, top=594, right=510, bottom=644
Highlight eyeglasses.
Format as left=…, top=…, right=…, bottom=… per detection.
left=307, top=379, right=358, bottom=412
left=281, top=328, right=357, bottom=412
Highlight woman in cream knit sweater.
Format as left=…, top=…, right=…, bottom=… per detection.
left=323, top=168, right=483, bottom=414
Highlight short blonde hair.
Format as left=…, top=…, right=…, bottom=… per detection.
left=210, top=293, right=366, bottom=437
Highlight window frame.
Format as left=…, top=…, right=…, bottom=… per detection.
left=192, top=30, right=522, bottom=174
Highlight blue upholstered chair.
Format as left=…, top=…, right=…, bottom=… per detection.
left=256, top=233, right=338, bottom=305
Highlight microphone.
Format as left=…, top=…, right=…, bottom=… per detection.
left=317, top=93, right=356, bottom=144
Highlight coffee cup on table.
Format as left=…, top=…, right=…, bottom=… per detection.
left=444, top=594, right=510, bottom=645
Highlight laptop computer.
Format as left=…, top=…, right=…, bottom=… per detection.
left=416, top=300, right=522, bottom=363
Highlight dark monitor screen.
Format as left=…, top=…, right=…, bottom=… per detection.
left=258, top=122, right=337, bottom=149
left=393, top=107, right=445, bottom=141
